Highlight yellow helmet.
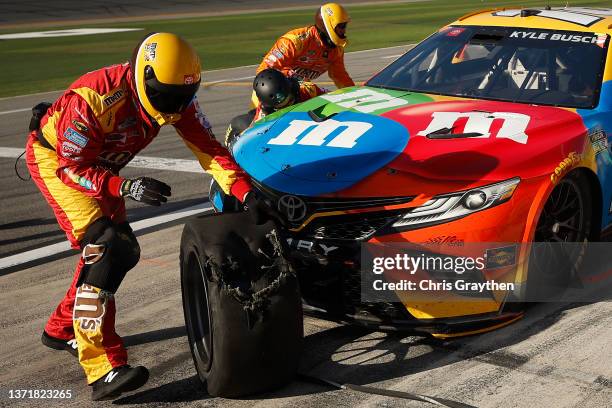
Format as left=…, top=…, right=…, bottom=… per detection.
left=131, top=32, right=201, bottom=126
left=315, top=3, right=350, bottom=48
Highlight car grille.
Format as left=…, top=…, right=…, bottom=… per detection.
left=252, top=181, right=413, bottom=240
left=341, top=262, right=409, bottom=320
left=302, top=211, right=406, bottom=241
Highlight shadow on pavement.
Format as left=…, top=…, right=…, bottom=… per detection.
left=113, top=374, right=211, bottom=405
left=123, top=326, right=186, bottom=348
left=112, top=298, right=609, bottom=405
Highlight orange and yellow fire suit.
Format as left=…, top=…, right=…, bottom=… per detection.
left=26, top=62, right=251, bottom=384
left=254, top=25, right=354, bottom=106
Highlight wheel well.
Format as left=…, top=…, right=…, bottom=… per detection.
left=571, top=167, right=602, bottom=241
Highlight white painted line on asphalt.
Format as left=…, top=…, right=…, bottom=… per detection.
left=0, top=28, right=143, bottom=40
left=0, top=202, right=213, bottom=270
left=128, top=156, right=201, bottom=173
left=0, top=76, right=254, bottom=115
left=382, top=54, right=404, bottom=59
left=3, top=147, right=202, bottom=173
left=0, top=107, right=31, bottom=115
left=204, top=75, right=255, bottom=85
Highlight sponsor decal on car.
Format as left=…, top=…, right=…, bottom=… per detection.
left=268, top=117, right=373, bottom=149
left=595, top=33, right=608, bottom=48
left=550, top=152, right=581, bottom=184
left=63, top=127, right=89, bottom=147
left=417, top=111, right=531, bottom=144
left=320, top=88, right=409, bottom=113
left=71, top=120, right=89, bottom=133
left=589, top=128, right=608, bottom=156
left=286, top=238, right=338, bottom=255
left=509, top=30, right=600, bottom=44
left=424, top=235, right=465, bottom=246
left=485, top=245, right=517, bottom=269
left=445, top=27, right=466, bottom=37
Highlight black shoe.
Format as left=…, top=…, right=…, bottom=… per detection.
left=91, top=365, right=149, bottom=401
left=41, top=331, right=78, bottom=357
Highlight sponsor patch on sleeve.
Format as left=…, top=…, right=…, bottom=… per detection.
left=72, top=120, right=89, bottom=133
left=63, top=168, right=95, bottom=191
left=192, top=98, right=212, bottom=130
left=63, top=127, right=89, bottom=147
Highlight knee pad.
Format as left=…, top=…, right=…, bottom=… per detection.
left=78, top=218, right=140, bottom=293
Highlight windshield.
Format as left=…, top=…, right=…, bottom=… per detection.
left=367, top=26, right=608, bottom=109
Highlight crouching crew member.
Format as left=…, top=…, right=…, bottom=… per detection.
left=27, top=32, right=260, bottom=400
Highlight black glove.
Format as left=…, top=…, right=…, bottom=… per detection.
left=244, top=191, right=285, bottom=226
left=120, top=177, right=171, bottom=206
left=29, top=102, right=52, bottom=131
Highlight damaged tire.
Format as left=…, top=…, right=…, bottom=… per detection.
left=180, top=212, right=303, bottom=397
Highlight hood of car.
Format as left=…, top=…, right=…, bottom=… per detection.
left=233, top=86, right=588, bottom=196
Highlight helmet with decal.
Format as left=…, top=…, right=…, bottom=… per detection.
left=131, top=32, right=201, bottom=126
left=253, top=69, right=300, bottom=112
left=315, top=3, right=350, bottom=48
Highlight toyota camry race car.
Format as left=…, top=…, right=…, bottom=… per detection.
left=193, top=6, right=612, bottom=357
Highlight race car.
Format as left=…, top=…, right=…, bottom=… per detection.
left=191, top=7, right=612, bottom=358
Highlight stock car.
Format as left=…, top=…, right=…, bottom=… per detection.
left=198, top=7, right=612, bottom=342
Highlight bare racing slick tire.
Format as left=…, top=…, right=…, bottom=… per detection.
left=527, top=171, right=593, bottom=300
left=180, top=212, right=303, bottom=397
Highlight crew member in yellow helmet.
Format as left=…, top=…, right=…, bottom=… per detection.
left=26, top=32, right=258, bottom=400
left=253, top=3, right=355, bottom=106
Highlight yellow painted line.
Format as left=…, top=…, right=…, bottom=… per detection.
left=431, top=314, right=524, bottom=339
left=203, top=81, right=336, bottom=88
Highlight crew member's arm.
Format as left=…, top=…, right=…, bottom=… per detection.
left=174, top=97, right=252, bottom=202
left=327, top=50, right=355, bottom=88
left=256, top=35, right=301, bottom=76
left=299, top=81, right=327, bottom=100
left=53, top=95, right=125, bottom=199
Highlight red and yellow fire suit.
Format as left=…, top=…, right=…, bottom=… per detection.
left=257, top=25, right=354, bottom=89
left=26, top=62, right=251, bottom=384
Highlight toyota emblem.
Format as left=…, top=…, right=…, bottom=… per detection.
left=277, top=195, right=307, bottom=223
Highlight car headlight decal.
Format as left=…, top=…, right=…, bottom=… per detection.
left=392, top=177, right=520, bottom=229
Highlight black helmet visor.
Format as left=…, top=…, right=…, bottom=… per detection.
left=144, top=70, right=200, bottom=114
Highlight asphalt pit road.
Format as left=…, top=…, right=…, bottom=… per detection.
left=332, top=348, right=396, bottom=365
